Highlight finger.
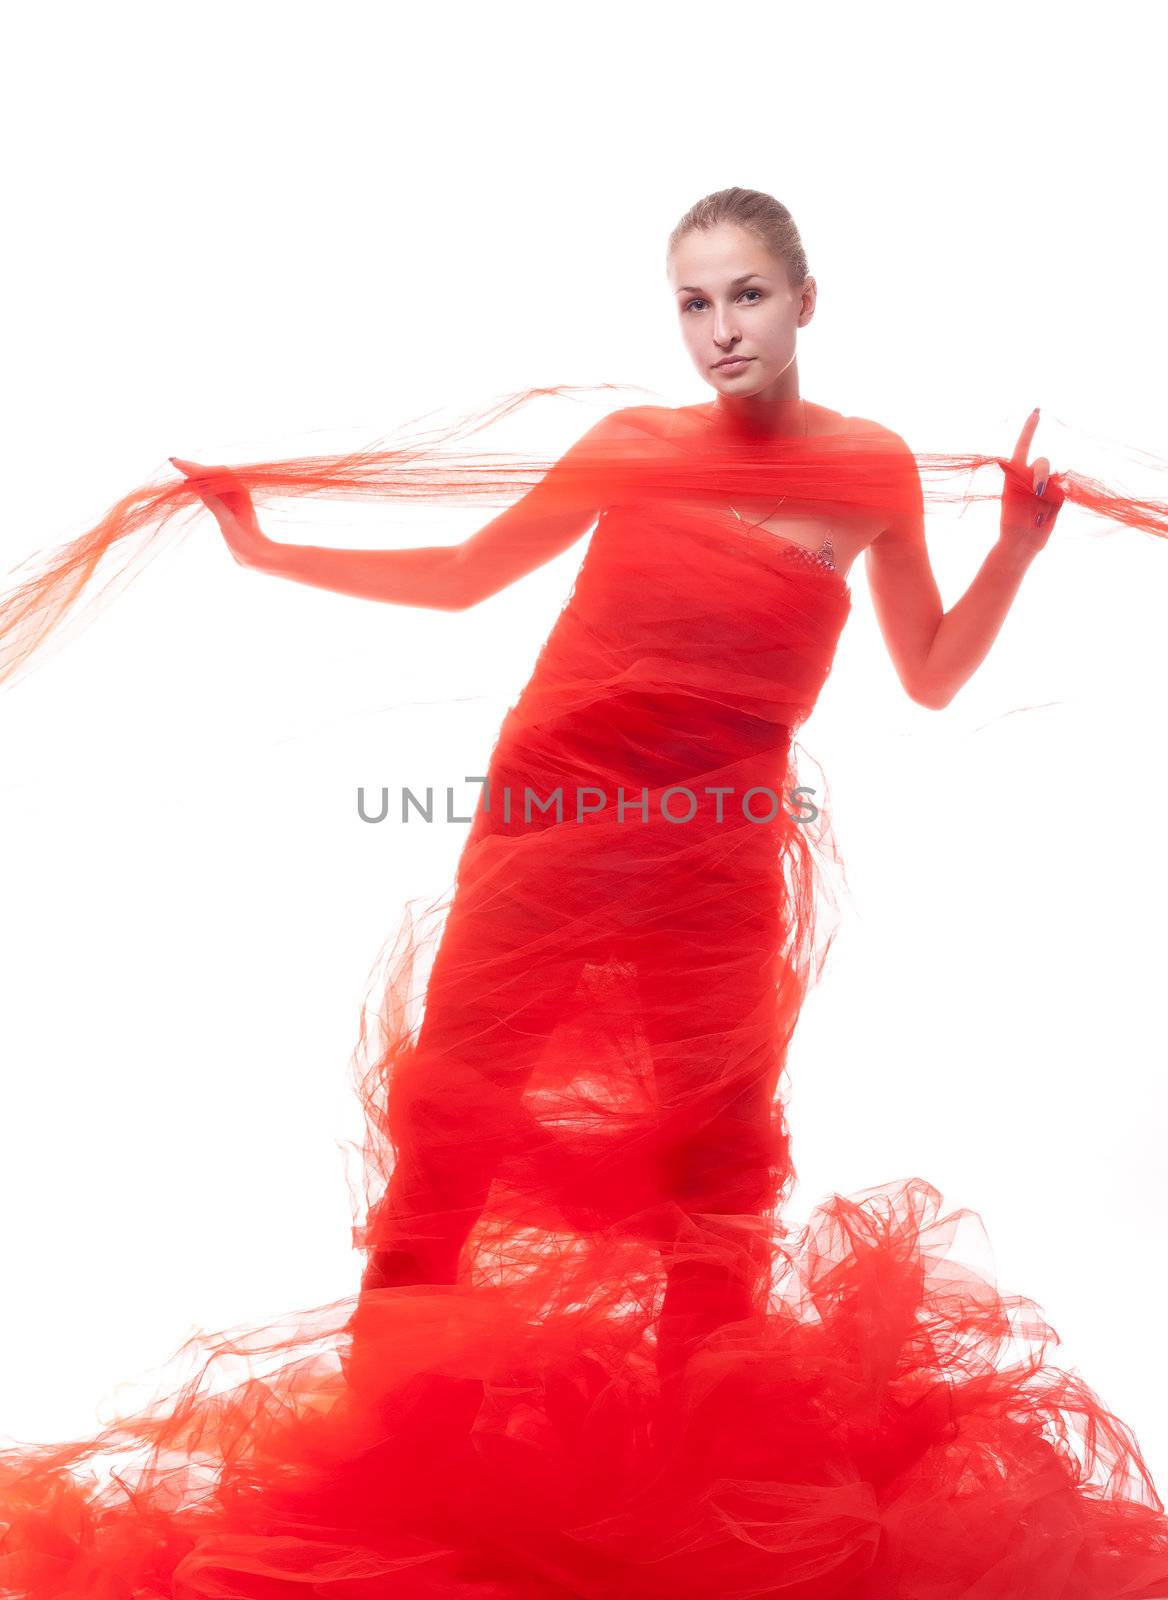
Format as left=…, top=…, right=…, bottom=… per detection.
left=1011, top=408, right=1040, bottom=466
left=179, top=477, right=226, bottom=513
left=998, top=455, right=1032, bottom=497
left=171, top=459, right=242, bottom=502
left=1034, top=476, right=1066, bottom=527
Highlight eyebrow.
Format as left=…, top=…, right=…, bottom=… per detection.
left=676, top=272, right=768, bottom=294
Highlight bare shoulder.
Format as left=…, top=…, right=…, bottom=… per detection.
left=548, top=405, right=656, bottom=485
left=836, top=411, right=911, bottom=457
left=801, top=404, right=909, bottom=463
left=810, top=412, right=920, bottom=557
left=840, top=415, right=924, bottom=548
left=593, top=404, right=662, bottom=440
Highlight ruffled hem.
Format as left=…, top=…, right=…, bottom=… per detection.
left=3, top=1176, right=1168, bottom=1599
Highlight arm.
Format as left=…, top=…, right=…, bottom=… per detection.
left=443, top=406, right=644, bottom=608
left=255, top=535, right=467, bottom=611
left=865, top=420, right=1054, bottom=710
left=174, top=408, right=640, bottom=612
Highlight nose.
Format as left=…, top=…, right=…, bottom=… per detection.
left=712, top=307, right=741, bottom=348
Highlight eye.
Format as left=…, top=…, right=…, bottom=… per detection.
left=682, top=289, right=764, bottom=313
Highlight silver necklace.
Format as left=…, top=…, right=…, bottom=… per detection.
left=729, top=400, right=808, bottom=528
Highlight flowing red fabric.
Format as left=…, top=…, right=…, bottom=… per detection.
left=3, top=391, right=1168, bottom=1597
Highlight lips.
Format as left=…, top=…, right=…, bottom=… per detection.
left=714, top=356, right=752, bottom=370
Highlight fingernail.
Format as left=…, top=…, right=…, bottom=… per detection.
left=1034, top=512, right=1045, bottom=526
left=1035, top=479, right=1046, bottom=497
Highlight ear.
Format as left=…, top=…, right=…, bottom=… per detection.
left=799, top=276, right=818, bottom=325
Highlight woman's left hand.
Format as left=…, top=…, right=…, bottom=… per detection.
left=998, top=408, right=1066, bottom=558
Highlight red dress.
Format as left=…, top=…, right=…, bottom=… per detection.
left=3, top=406, right=1168, bottom=1598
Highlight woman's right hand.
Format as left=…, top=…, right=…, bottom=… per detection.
left=169, top=456, right=271, bottom=568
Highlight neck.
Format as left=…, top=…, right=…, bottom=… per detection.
left=709, top=389, right=807, bottom=441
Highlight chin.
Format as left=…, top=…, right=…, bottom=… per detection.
left=708, top=372, right=766, bottom=396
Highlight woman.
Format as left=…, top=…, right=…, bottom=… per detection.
left=177, top=192, right=1057, bottom=1372
left=3, top=188, right=1166, bottom=1598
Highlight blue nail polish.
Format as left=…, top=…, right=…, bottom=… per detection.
left=1035, top=479, right=1046, bottom=497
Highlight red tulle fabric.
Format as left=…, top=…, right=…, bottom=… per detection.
left=3, top=394, right=1168, bottom=1597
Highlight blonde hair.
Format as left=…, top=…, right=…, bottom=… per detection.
left=666, top=187, right=809, bottom=291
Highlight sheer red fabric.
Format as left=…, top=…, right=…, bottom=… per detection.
left=3, top=394, right=1168, bottom=1596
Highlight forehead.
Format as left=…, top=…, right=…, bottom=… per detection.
left=668, top=223, right=773, bottom=290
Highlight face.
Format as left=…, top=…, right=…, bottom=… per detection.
left=668, top=223, right=816, bottom=407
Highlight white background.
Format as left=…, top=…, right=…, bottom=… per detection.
left=2, top=0, right=1166, bottom=1488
